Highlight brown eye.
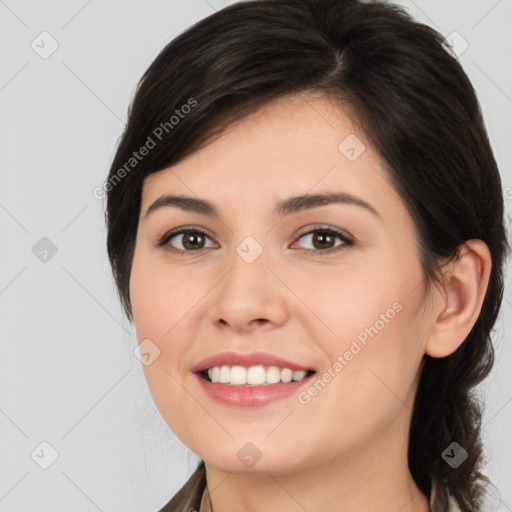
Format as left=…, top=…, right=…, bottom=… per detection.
left=181, top=232, right=206, bottom=250
left=161, top=229, right=216, bottom=252
left=294, top=227, right=354, bottom=253
left=311, top=231, right=336, bottom=250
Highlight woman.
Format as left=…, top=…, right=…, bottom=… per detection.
left=105, top=0, right=508, bottom=510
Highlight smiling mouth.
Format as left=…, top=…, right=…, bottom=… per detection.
left=200, top=365, right=316, bottom=387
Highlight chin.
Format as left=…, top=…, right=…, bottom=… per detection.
left=199, top=442, right=300, bottom=475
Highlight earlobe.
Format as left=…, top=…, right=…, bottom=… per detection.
left=425, top=239, right=492, bottom=359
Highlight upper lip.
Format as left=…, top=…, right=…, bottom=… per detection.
left=191, top=351, right=315, bottom=373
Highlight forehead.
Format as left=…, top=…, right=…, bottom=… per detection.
left=140, top=93, right=405, bottom=224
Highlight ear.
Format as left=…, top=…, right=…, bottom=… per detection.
left=425, top=239, right=492, bottom=358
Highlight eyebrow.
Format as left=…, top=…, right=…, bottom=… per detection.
left=276, top=192, right=379, bottom=217
left=144, top=192, right=380, bottom=219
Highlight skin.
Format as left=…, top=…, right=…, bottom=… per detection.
left=129, top=92, right=491, bottom=512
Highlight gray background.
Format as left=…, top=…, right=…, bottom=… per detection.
left=0, top=0, right=511, bottom=510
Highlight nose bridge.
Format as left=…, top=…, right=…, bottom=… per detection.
left=209, top=234, right=288, bottom=330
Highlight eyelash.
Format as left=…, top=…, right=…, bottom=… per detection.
left=295, top=224, right=355, bottom=255
left=155, top=224, right=355, bottom=256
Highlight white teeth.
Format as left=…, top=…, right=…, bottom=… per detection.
left=247, top=365, right=266, bottom=385
left=280, top=368, right=293, bottom=383
left=219, top=365, right=230, bottom=383
left=230, top=365, right=246, bottom=385
left=266, top=366, right=281, bottom=384
left=206, top=365, right=311, bottom=386
left=292, top=370, right=307, bottom=381
left=210, top=366, right=220, bottom=382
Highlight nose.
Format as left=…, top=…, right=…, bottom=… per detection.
left=208, top=246, right=289, bottom=334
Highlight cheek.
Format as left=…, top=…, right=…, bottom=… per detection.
left=129, top=246, right=199, bottom=337
left=300, top=260, right=426, bottom=403
left=296, top=304, right=425, bottom=456
left=130, top=250, right=175, bottom=388
left=292, top=261, right=407, bottom=346
left=130, top=269, right=195, bottom=443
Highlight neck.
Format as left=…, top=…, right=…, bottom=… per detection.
left=204, top=465, right=428, bottom=512
left=203, top=425, right=429, bottom=512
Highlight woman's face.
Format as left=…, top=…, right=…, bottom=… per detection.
left=130, top=93, right=434, bottom=474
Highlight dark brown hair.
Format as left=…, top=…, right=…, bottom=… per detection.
left=105, top=1, right=508, bottom=509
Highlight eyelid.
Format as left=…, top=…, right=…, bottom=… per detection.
left=155, top=225, right=219, bottom=250
left=156, top=224, right=355, bottom=254
left=294, top=223, right=354, bottom=240
left=292, top=224, right=355, bottom=248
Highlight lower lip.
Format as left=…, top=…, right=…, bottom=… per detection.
left=195, top=373, right=314, bottom=407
